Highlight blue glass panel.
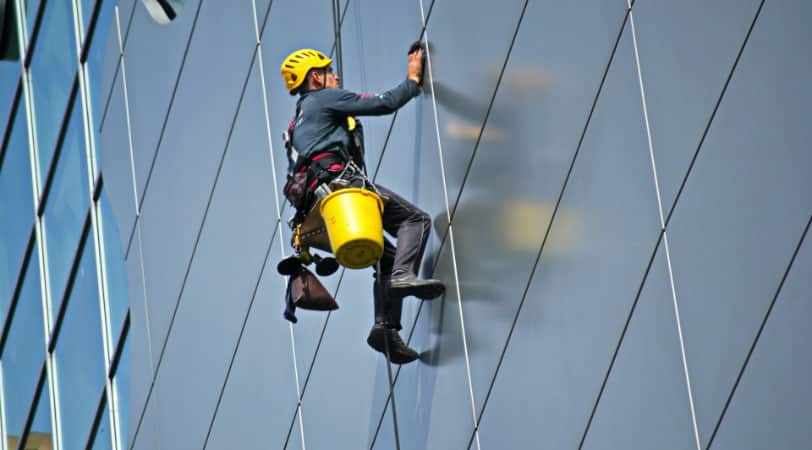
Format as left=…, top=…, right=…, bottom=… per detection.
left=0, top=100, right=33, bottom=317
left=114, top=333, right=130, bottom=450
left=54, top=234, right=106, bottom=450
left=99, top=192, right=128, bottom=344
left=16, top=376, right=54, bottom=450
left=86, top=0, right=117, bottom=180
left=90, top=402, right=114, bottom=450
left=43, top=98, right=90, bottom=320
left=0, top=249, right=45, bottom=440
left=29, top=0, right=76, bottom=180
left=0, top=64, right=17, bottom=127
left=23, top=1, right=42, bottom=38
left=80, top=0, right=98, bottom=42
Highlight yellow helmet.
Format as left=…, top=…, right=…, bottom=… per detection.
left=280, top=49, right=332, bottom=94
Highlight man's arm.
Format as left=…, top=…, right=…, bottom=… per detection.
left=325, top=80, right=421, bottom=116
left=325, top=45, right=425, bottom=117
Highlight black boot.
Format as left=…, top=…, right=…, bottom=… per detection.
left=367, top=278, right=419, bottom=364
left=388, top=272, right=445, bottom=300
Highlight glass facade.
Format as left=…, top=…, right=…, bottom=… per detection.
left=0, top=1, right=128, bottom=449
left=95, top=0, right=809, bottom=449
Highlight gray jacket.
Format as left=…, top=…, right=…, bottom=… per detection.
left=288, top=79, right=420, bottom=171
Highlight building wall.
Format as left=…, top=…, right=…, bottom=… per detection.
left=0, top=0, right=129, bottom=449
left=102, top=0, right=811, bottom=449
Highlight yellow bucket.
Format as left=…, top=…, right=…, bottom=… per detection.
left=319, top=188, right=384, bottom=269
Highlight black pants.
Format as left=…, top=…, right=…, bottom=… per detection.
left=368, top=185, right=431, bottom=330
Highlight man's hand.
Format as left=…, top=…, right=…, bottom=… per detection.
left=407, top=41, right=425, bottom=85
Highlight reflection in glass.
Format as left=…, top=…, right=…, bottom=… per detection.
left=0, top=100, right=33, bottom=318
left=43, top=98, right=90, bottom=320
left=100, top=192, right=128, bottom=344
left=29, top=0, right=76, bottom=179
left=114, top=334, right=130, bottom=449
left=90, top=402, right=114, bottom=450
left=85, top=0, right=117, bottom=180
left=8, top=376, right=54, bottom=450
left=0, top=249, right=45, bottom=441
left=54, top=236, right=106, bottom=450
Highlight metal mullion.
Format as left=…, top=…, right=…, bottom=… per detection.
left=107, top=313, right=128, bottom=450
left=13, top=359, right=47, bottom=450
left=0, top=225, right=36, bottom=356
left=36, top=76, right=80, bottom=216
left=81, top=385, right=108, bottom=450
left=79, top=0, right=103, bottom=63
left=17, top=0, right=46, bottom=68
left=46, top=208, right=93, bottom=352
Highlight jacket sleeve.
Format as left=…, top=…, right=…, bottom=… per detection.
left=324, top=79, right=420, bottom=116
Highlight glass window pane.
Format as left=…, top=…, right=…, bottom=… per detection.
left=0, top=100, right=33, bottom=319
left=43, top=97, right=89, bottom=320
left=29, top=0, right=77, bottom=180
left=0, top=68, right=17, bottom=128
left=54, top=235, right=106, bottom=450
left=90, top=402, right=113, bottom=450
left=14, top=376, right=54, bottom=450
left=0, top=248, right=45, bottom=441
left=80, top=0, right=97, bottom=41
left=99, top=192, right=128, bottom=344
left=114, top=333, right=130, bottom=450
left=21, top=1, right=42, bottom=38
left=85, top=0, right=116, bottom=180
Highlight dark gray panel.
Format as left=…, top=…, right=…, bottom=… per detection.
left=295, top=267, right=393, bottom=450
left=632, top=0, right=761, bottom=214
left=144, top=56, right=280, bottom=448
left=135, top=0, right=257, bottom=360
left=204, top=248, right=299, bottom=449
left=126, top=227, right=154, bottom=445
left=453, top=0, right=629, bottom=413
left=666, top=0, right=812, bottom=445
left=476, top=24, right=662, bottom=449
left=130, top=393, right=162, bottom=450
left=98, top=68, right=137, bottom=248
left=712, top=231, right=811, bottom=450
left=257, top=0, right=344, bottom=390
left=420, top=0, right=525, bottom=209
left=120, top=0, right=200, bottom=204
left=384, top=241, right=477, bottom=450
left=581, top=242, right=695, bottom=450
left=337, top=0, right=424, bottom=172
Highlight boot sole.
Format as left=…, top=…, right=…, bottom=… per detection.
left=388, top=282, right=445, bottom=300
left=367, top=329, right=419, bottom=364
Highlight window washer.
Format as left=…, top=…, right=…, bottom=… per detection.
left=279, top=45, right=444, bottom=364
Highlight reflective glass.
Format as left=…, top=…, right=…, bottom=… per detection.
left=29, top=0, right=77, bottom=180
left=0, top=100, right=33, bottom=317
left=99, top=192, right=128, bottom=344
left=13, top=376, right=54, bottom=450
left=22, top=1, right=42, bottom=39
left=80, top=0, right=98, bottom=41
left=86, top=0, right=117, bottom=179
left=114, top=333, right=130, bottom=450
left=0, top=249, right=45, bottom=441
left=54, top=233, right=106, bottom=450
left=90, top=402, right=114, bottom=450
left=43, top=98, right=90, bottom=320
left=0, top=65, right=16, bottom=127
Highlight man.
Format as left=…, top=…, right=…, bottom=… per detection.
left=279, top=46, right=445, bottom=364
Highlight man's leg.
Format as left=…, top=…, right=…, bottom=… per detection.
left=377, top=185, right=445, bottom=300
left=367, top=238, right=419, bottom=364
